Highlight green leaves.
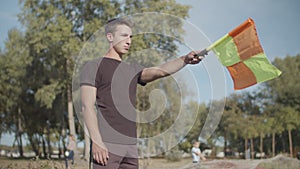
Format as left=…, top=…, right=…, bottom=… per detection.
left=268, top=55, right=300, bottom=110
left=34, top=81, right=61, bottom=109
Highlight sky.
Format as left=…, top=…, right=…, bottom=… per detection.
left=0, top=0, right=300, bottom=146
left=177, top=0, right=300, bottom=101
left=183, top=0, right=300, bottom=59
left=1, top=0, right=300, bottom=58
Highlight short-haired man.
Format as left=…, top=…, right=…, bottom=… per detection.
left=80, top=17, right=205, bottom=169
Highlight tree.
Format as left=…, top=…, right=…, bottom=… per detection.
left=218, top=94, right=243, bottom=156
left=264, top=55, right=300, bottom=157
left=279, top=106, right=299, bottom=157
left=266, top=55, right=300, bottom=111
left=18, top=0, right=191, bottom=159
left=0, top=29, right=31, bottom=157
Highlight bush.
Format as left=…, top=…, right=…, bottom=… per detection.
left=165, top=148, right=183, bottom=162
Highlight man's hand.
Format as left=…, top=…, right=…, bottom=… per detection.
left=92, top=141, right=109, bottom=166
left=184, top=50, right=206, bottom=64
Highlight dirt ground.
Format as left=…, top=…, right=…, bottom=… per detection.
left=0, top=155, right=299, bottom=169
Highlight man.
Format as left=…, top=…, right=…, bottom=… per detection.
left=80, top=17, right=205, bottom=169
left=191, top=140, right=206, bottom=168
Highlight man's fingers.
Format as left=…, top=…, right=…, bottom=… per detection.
left=102, top=151, right=108, bottom=165
left=93, top=151, right=107, bottom=165
left=93, top=153, right=101, bottom=164
left=92, top=142, right=109, bottom=165
left=196, top=55, right=205, bottom=60
left=194, top=49, right=208, bottom=57
left=93, top=150, right=109, bottom=165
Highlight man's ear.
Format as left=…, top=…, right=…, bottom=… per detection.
left=106, top=33, right=113, bottom=43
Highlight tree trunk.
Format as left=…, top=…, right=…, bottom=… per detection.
left=272, top=132, right=275, bottom=157
left=281, top=133, right=286, bottom=153
left=260, top=133, right=263, bottom=159
left=66, top=58, right=76, bottom=136
left=68, top=87, right=76, bottom=136
left=42, top=136, right=47, bottom=158
left=46, top=121, right=52, bottom=159
left=244, top=138, right=247, bottom=153
left=17, top=133, right=23, bottom=157
left=288, top=129, right=293, bottom=157
left=28, top=135, right=39, bottom=156
left=244, top=138, right=249, bottom=159
left=17, top=107, right=24, bottom=157
left=250, top=138, right=254, bottom=159
left=224, top=131, right=227, bottom=157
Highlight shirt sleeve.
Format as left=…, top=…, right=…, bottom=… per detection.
left=134, top=63, right=147, bottom=86
left=192, top=147, right=201, bottom=154
left=192, top=147, right=196, bottom=153
left=80, top=59, right=100, bottom=87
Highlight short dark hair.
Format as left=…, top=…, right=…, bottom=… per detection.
left=192, top=140, right=200, bottom=144
left=105, top=17, right=133, bottom=35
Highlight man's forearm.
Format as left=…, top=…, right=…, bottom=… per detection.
left=141, top=51, right=203, bottom=83
left=158, top=56, right=187, bottom=76
left=158, top=51, right=204, bottom=76
left=141, top=56, right=187, bottom=83
left=81, top=85, right=104, bottom=145
left=82, top=106, right=104, bottom=145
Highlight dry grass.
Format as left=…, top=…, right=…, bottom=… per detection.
left=0, top=155, right=299, bottom=169
left=256, top=155, right=300, bottom=169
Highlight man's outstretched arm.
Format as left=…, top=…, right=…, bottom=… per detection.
left=140, top=50, right=204, bottom=83
left=81, top=85, right=109, bottom=166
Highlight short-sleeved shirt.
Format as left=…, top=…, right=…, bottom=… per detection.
left=192, top=147, right=201, bottom=162
left=80, top=57, right=145, bottom=144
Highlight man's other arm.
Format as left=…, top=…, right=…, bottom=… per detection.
left=81, top=85, right=109, bottom=165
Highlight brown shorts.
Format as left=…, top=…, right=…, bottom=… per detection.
left=93, top=143, right=138, bottom=169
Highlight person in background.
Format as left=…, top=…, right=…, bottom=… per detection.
left=65, top=134, right=76, bottom=169
left=191, top=140, right=206, bottom=168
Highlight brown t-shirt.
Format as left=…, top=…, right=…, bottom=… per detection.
left=80, top=57, right=145, bottom=144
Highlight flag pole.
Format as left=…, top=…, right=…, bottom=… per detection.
left=206, top=34, right=229, bottom=51
left=195, top=34, right=229, bottom=57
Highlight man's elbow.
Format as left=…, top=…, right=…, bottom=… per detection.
left=81, top=104, right=90, bottom=115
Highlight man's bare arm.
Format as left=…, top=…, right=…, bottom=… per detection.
left=140, top=51, right=204, bottom=83
left=81, top=85, right=109, bottom=165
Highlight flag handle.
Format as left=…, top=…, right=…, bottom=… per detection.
left=195, top=34, right=229, bottom=57
left=194, top=48, right=208, bottom=57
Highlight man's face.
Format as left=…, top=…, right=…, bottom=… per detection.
left=111, top=24, right=132, bottom=55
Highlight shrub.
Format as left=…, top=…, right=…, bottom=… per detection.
left=165, top=148, right=183, bottom=162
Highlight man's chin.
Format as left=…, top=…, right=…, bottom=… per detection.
left=122, top=50, right=129, bottom=54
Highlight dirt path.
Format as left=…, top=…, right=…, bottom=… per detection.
left=139, top=158, right=263, bottom=169
left=1, top=156, right=299, bottom=169
left=199, top=159, right=262, bottom=169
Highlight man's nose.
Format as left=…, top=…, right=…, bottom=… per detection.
left=127, top=36, right=131, bottom=45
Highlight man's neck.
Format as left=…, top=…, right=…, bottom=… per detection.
left=105, top=48, right=122, bottom=61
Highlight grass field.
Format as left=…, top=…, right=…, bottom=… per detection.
left=0, top=155, right=299, bottom=169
